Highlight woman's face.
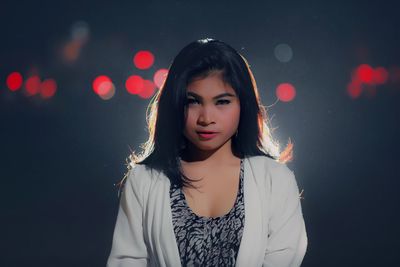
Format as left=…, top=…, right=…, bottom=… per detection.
left=183, top=71, right=240, bottom=155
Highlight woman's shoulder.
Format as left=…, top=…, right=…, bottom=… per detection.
left=247, top=155, right=297, bottom=188
left=125, top=162, right=162, bottom=185
left=119, top=163, right=155, bottom=194
left=247, top=154, right=292, bottom=172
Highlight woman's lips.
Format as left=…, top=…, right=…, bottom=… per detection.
left=197, top=132, right=218, bottom=139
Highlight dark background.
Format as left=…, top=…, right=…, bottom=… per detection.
left=1, top=1, right=399, bottom=266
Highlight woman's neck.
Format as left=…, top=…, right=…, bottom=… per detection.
left=180, top=139, right=240, bottom=166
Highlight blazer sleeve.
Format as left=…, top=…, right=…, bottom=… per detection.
left=263, top=166, right=307, bottom=267
left=107, top=166, right=149, bottom=267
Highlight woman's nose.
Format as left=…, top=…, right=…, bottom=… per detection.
left=197, top=106, right=214, bottom=125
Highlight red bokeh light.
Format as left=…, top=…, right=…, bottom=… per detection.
left=25, top=75, right=41, bottom=96
left=40, top=79, right=57, bottom=99
left=153, top=68, right=168, bottom=88
left=138, top=80, right=156, bottom=99
left=92, top=75, right=112, bottom=95
left=372, top=67, right=388, bottom=85
left=276, top=83, right=296, bottom=102
left=347, top=81, right=362, bottom=99
left=6, top=72, right=23, bottom=91
left=354, top=64, right=374, bottom=84
left=125, top=75, right=144, bottom=94
left=133, top=50, right=154, bottom=70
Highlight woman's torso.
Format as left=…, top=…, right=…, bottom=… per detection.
left=169, top=157, right=245, bottom=266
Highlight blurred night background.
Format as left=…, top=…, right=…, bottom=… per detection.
left=1, top=1, right=400, bottom=266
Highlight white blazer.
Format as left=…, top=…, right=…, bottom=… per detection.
left=107, top=155, right=307, bottom=267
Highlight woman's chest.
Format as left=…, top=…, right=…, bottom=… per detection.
left=180, top=161, right=242, bottom=218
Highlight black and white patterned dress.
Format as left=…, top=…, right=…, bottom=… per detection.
left=169, top=158, right=245, bottom=266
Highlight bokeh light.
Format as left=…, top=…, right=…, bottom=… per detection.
left=92, top=75, right=112, bottom=95
left=6, top=72, right=23, bottom=91
left=25, top=75, right=41, bottom=96
left=133, top=50, right=154, bottom=70
left=347, top=80, right=362, bottom=99
left=125, top=75, right=144, bottom=94
left=372, top=67, right=388, bottom=85
left=40, top=79, right=57, bottom=99
left=276, top=83, right=296, bottom=102
left=138, top=80, right=156, bottom=99
left=98, top=81, right=115, bottom=100
left=63, top=41, right=82, bottom=63
left=354, top=64, right=374, bottom=84
left=92, top=75, right=115, bottom=100
left=274, top=43, right=293, bottom=63
left=62, top=21, right=90, bottom=63
left=348, top=64, right=391, bottom=99
left=153, top=68, right=168, bottom=88
left=71, top=21, right=90, bottom=42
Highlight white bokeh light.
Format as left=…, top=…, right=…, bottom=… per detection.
left=274, top=43, right=293, bottom=63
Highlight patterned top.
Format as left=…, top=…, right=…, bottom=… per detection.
left=169, top=158, right=245, bottom=266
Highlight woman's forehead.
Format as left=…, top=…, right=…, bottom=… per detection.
left=186, top=72, right=236, bottom=96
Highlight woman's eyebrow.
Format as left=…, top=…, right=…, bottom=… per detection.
left=187, top=92, right=236, bottom=99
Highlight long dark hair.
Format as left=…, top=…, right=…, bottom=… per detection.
left=119, top=38, right=293, bottom=191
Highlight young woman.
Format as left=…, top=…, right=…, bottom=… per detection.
left=107, top=38, right=307, bottom=267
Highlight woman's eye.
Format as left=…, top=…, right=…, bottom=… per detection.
left=186, top=99, right=230, bottom=105
left=186, top=98, right=199, bottom=105
left=217, top=99, right=231, bottom=105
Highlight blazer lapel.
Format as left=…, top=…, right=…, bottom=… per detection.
left=236, top=156, right=265, bottom=266
left=162, top=177, right=182, bottom=266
